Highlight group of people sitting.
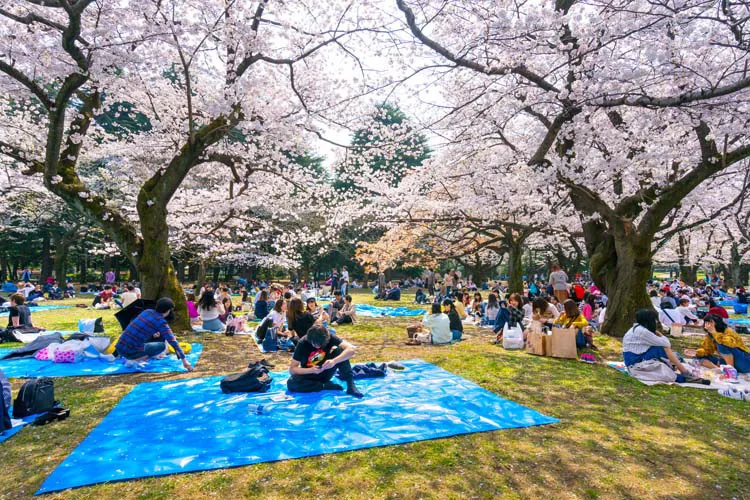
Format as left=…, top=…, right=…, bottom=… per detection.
left=113, top=293, right=365, bottom=397
left=623, top=310, right=750, bottom=381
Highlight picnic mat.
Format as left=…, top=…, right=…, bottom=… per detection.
left=356, top=304, right=426, bottom=317
left=0, top=305, right=72, bottom=316
left=36, top=359, right=557, bottom=494
left=606, top=361, right=750, bottom=390
left=0, top=344, right=202, bottom=378
left=0, top=413, right=39, bottom=444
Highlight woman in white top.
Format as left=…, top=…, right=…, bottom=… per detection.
left=420, top=303, right=452, bottom=344
left=269, top=299, right=287, bottom=330
left=198, top=289, right=225, bottom=331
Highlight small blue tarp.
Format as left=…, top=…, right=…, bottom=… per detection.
left=36, top=359, right=557, bottom=494
left=356, top=304, right=425, bottom=317
left=0, top=344, right=202, bottom=378
left=0, top=305, right=72, bottom=317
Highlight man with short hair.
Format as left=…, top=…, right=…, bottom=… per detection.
left=114, top=298, right=193, bottom=371
left=6, top=294, right=32, bottom=329
left=287, top=325, right=362, bottom=398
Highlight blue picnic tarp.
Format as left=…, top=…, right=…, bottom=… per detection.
left=36, top=359, right=557, bottom=494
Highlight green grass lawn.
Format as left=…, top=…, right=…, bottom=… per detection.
left=1, top=290, right=748, bottom=499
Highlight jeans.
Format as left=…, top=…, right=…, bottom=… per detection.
left=202, top=318, right=224, bottom=331
left=121, top=341, right=166, bottom=360
left=451, top=329, right=463, bottom=341
left=286, top=346, right=354, bottom=392
left=623, top=346, right=669, bottom=368
left=699, top=344, right=750, bottom=373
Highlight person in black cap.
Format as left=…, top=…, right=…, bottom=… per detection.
left=114, top=297, right=193, bottom=371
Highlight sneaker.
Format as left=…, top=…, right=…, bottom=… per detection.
left=124, top=359, right=146, bottom=370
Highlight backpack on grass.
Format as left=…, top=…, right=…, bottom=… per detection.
left=220, top=362, right=271, bottom=394
left=12, top=377, right=55, bottom=418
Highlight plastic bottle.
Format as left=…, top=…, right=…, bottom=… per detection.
left=248, top=404, right=265, bottom=415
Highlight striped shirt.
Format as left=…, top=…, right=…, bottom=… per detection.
left=115, top=309, right=185, bottom=360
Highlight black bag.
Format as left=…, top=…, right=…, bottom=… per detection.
left=0, top=329, right=16, bottom=344
left=13, top=377, right=55, bottom=418
left=220, top=363, right=271, bottom=394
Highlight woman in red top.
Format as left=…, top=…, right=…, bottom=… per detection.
left=707, top=299, right=729, bottom=319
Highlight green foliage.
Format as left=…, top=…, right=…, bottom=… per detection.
left=335, top=103, right=431, bottom=192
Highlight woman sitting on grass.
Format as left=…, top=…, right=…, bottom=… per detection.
left=554, top=299, right=595, bottom=349
left=186, top=292, right=201, bottom=325
left=471, top=292, right=484, bottom=319
left=483, top=293, right=500, bottom=326
left=494, top=293, right=525, bottom=344
left=254, top=290, right=270, bottom=320
left=442, top=299, right=463, bottom=341
left=693, top=314, right=750, bottom=373
left=418, top=303, right=452, bottom=345
left=622, top=309, right=695, bottom=380
left=6, top=293, right=33, bottom=329
left=288, top=297, right=320, bottom=340
left=331, top=295, right=356, bottom=325
left=198, top=290, right=225, bottom=332
left=531, top=296, right=559, bottom=329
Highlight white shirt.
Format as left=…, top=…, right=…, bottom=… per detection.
left=422, top=313, right=452, bottom=344
left=598, top=307, right=606, bottom=325
left=269, top=310, right=285, bottom=328
left=623, top=324, right=671, bottom=355
left=650, top=297, right=662, bottom=309
left=21, top=284, right=34, bottom=298
left=199, top=303, right=224, bottom=321
left=342, top=270, right=349, bottom=282
left=676, top=306, right=698, bottom=322
left=120, top=292, right=138, bottom=308
left=659, top=308, right=685, bottom=328
left=523, top=303, right=533, bottom=319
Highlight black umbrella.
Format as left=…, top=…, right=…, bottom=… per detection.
left=114, top=299, right=157, bottom=330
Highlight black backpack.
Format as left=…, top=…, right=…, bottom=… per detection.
left=13, top=377, right=55, bottom=418
left=220, top=363, right=271, bottom=394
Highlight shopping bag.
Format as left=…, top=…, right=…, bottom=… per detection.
left=502, top=323, right=525, bottom=350
left=525, top=330, right=547, bottom=356
left=670, top=324, right=683, bottom=337
left=550, top=327, right=578, bottom=359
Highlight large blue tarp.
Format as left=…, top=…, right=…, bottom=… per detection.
left=36, top=359, right=557, bottom=494
left=0, top=344, right=202, bottom=378
left=727, top=318, right=750, bottom=327
left=356, top=304, right=426, bottom=317
left=0, top=305, right=72, bottom=317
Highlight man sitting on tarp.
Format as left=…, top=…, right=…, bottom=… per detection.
left=114, top=298, right=194, bottom=371
left=287, top=324, right=363, bottom=398
left=7, top=294, right=33, bottom=329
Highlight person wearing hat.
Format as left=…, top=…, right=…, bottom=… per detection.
left=114, top=297, right=193, bottom=371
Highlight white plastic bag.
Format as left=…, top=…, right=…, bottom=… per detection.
left=502, top=322, right=525, bottom=349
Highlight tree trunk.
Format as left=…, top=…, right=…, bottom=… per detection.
left=588, top=221, right=653, bottom=337
left=212, top=266, right=220, bottom=284
left=175, top=258, right=186, bottom=283
left=196, top=260, right=208, bottom=288
left=507, top=242, right=524, bottom=294
left=80, top=252, right=88, bottom=283
left=135, top=202, right=190, bottom=332
left=52, top=233, right=72, bottom=283
left=679, top=265, right=698, bottom=285
left=40, top=232, right=53, bottom=282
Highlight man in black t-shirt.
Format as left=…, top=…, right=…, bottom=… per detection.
left=7, top=293, right=32, bottom=329
left=287, top=325, right=363, bottom=398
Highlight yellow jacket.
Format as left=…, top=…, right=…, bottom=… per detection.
left=454, top=301, right=468, bottom=320
left=553, top=313, right=588, bottom=329
left=696, top=328, right=749, bottom=358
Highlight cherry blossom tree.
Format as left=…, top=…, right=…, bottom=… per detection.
left=0, top=0, right=383, bottom=329
left=388, top=0, right=750, bottom=335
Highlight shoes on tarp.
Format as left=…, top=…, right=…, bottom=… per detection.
left=386, top=361, right=405, bottom=370
left=32, top=407, right=70, bottom=426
